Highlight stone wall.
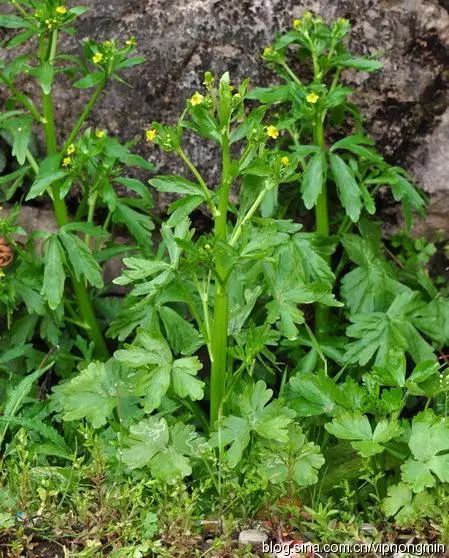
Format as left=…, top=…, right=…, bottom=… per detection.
left=1, top=0, right=449, bottom=235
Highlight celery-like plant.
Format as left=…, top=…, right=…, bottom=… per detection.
left=103, top=72, right=339, bottom=426
left=250, top=14, right=426, bottom=336
left=0, top=1, right=153, bottom=362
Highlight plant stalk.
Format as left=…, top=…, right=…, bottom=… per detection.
left=210, top=131, right=231, bottom=426
left=313, top=114, right=330, bottom=336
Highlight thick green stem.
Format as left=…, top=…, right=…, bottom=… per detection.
left=210, top=132, right=232, bottom=426
left=313, top=115, right=330, bottom=336
left=41, top=32, right=108, bottom=359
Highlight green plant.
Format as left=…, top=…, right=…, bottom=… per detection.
left=250, top=13, right=426, bottom=339
left=2, top=6, right=449, bottom=549
left=0, top=0, right=153, bottom=365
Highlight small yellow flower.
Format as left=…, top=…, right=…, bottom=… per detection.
left=280, top=156, right=290, bottom=166
left=92, top=52, right=104, bottom=64
left=306, top=92, right=320, bottom=104
left=266, top=125, right=279, bottom=139
left=0, top=270, right=5, bottom=278
left=66, top=143, right=76, bottom=155
left=95, top=129, right=106, bottom=138
left=263, top=46, right=274, bottom=57
left=56, top=6, right=67, bottom=14
left=146, top=129, right=157, bottom=142
left=293, top=18, right=301, bottom=29
left=190, top=92, right=204, bottom=106
left=62, top=156, right=72, bottom=167
left=103, top=40, right=113, bottom=48
left=125, top=37, right=136, bottom=47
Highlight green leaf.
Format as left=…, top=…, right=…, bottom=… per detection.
left=149, top=175, right=206, bottom=198
left=326, top=413, right=402, bottom=458
left=401, top=417, right=449, bottom=492
left=0, top=363, right=52, bottom=448
left=113, top=202, right=154, bottom=251
left=325, top=413, right=373, bottom=441
left=260, top=425, right=324, bottom=487
left=329, top=153, right=362, bottom=222
left=121, top=417, right=200, bottom=482
left=247, top=85, right=292, bottom=103
left=333, top=55, right=383, bottom=72
left=341, top=234, right=406, bottom=314
left=289, top=371, right=340, bottom=417
left=41, top=235, right=65, bottom=310
left=8, top=116, right=33, bottom=165
left=73, top=72, right=104, bottom=89
left=300, top=151, right=326, bottom=209
left=0, top=15, right=30, bottom=28
left=158, top=305, right=203, bottom=355
left=346, top=291, right=436, bottom=366
left=382, top=482, right=413, bottom=517
left=54, top=360, right=142, bottom=428
left=383, top=484, right=435, bottom=525
left=372, top=349, right=407, bottom=387
left=122, top=417, right=170, bottom=469
left=115, top=333, right=172, bottom=368
left=265, top=243, right=340, bottom=340
left=171, top=357, right=204, bottom=401
left=59, top=230, right=104, bottom=289
left=142, top=365, right=171, bottom=413
left=114, top=177, right=153, bottom=207
left=34, top=62, right=55, bottom=94
left=216, top=380, right=293, bottom=467
left=167, top=195, right=203, bottom=227
left=7, top=29, right=34, bottom=48
left=149, top=447, right=192, bottom=481
left=26, top=154, right=66, bottom=200
left=116, top=56, right=146, bottom=70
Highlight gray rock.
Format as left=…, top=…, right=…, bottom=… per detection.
left=238, top=528, right=268, bottom=549
left=1, top=0, right=449, bottom=234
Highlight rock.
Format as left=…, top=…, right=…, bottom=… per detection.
left=238, top=528, right=268, bottom=550
left=1, top=0, right=449, bottom=233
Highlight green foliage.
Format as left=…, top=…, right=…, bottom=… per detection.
left=1, top=5, right=449, bottom=543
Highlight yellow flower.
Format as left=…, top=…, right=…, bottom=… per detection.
left=293, top=18, right=301, bottom=29
left=266, top=125, right=279, bottom=139
left=280, top=156, right=290, bottom=166
left=56, top=6, right=67, bottom=14
left=92, top=52, right=104, bottom=64
left=146, top=129, right=157, bottom=142
left=103, top=40, right=113, bottom=48
left=125, top=37, right=136, bottom=47
left=190, top=92, right=204, bottom=106
left=66, top=143, right=76, bottom=155
left=263, top=46, right=274, bottom=57
left=0, top=270, right=4, bottom=278
left=62, top=156, right=72, bottom=167
left=95, top=129, right=106, bottom=138
left=306, top=92, right=320, bottom=104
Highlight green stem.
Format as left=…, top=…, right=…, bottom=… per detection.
left=62, top=82, right=105, bottom=153
left=229, top=181, right=271, bottom=248
left=210, top=132, right=232, bottom=426
left=280, top=61, right=304, bottom=87
left=25, top=149, right=39, bottom=174
left=313, top=115, right=330, bottom=336
left=41, top=31, right=108, bottom=359
left=177, top=147, right=217, bottom=217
